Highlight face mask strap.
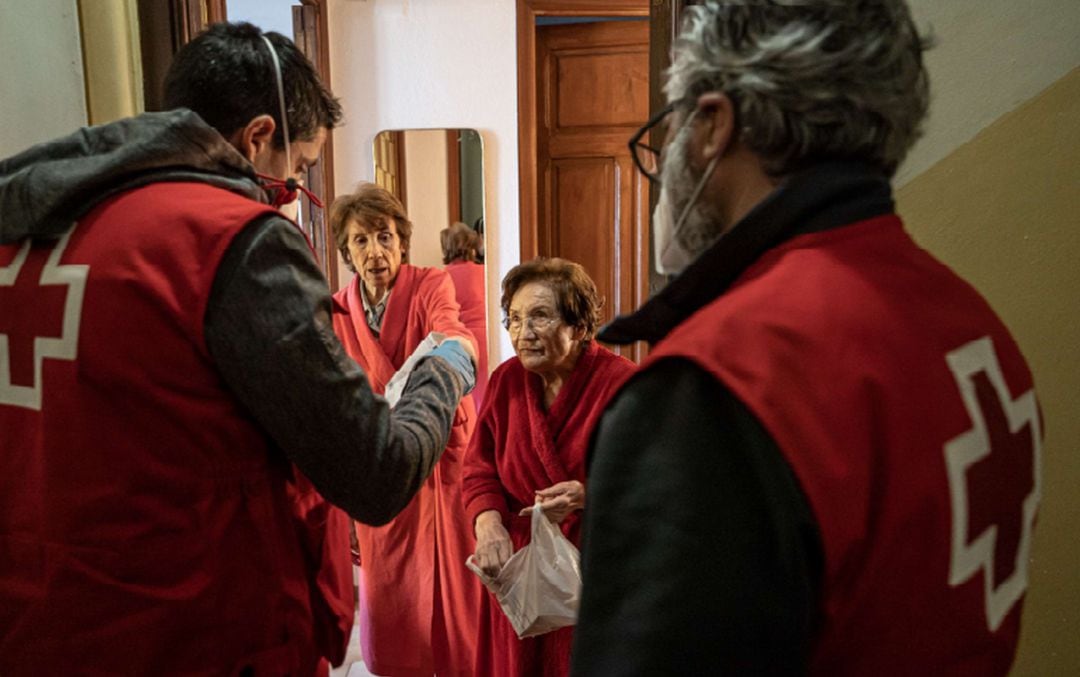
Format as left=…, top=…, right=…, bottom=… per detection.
left=660, top=109, right=722, bottom=265
left=254, top=172, right=324, bottom=209
left=259, top=33, right=293, bottom=183
left=671, top=150, right=720, bottom=236
left=256, top=34, right=322, bottom=264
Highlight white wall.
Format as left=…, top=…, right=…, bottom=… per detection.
left=0, top=1, right=87, bottom=159
left=225, top=0, right=294, bottom=37
left=327, top=0, right=518, bottom=365
left=897, top=0, right=1080, bottom=185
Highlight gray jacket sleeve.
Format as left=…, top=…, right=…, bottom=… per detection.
left=204, top=214, right=464, bottom=525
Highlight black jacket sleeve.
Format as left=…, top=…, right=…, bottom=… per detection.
left=572, top=358, right=823, bottom=676
left=204, top=214, right=463, bottom=526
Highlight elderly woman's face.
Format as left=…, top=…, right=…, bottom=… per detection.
left=507, top=282, right=582, bottom=378
left=346, top=216, right=405, bottom=301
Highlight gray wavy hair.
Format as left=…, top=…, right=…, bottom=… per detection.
left=666, top=0, right=931, bottom=177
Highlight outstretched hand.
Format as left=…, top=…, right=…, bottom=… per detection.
left=519, top=480, right=585, bottom=524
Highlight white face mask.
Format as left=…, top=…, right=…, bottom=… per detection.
left=653, top=130, right=721, bottom=276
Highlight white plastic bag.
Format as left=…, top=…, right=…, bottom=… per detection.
left=383, top=331, right=446, bottom=408
left=466, top=503, right=582, bottom=638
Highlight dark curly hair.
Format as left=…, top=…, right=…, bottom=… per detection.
left=500, top=258, right=604, bottom=342
left=164, top=22, right=342, bottom=147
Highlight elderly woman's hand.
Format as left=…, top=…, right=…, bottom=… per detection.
left=474, top=510, right=513, bottom=577
left=519, top=480, right=585, bottom=524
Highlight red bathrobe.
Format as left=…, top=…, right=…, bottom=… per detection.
left=445, top=260, right=489, bottom=407
left=461, top=342, right=636, bottom=676
left=332, top=264, right=483, bottom=677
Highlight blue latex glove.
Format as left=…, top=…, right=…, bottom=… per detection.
left=427, top=340, right=476, bottom=395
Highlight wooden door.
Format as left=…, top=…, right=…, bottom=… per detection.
left=535, top=20, right=650, bottom=361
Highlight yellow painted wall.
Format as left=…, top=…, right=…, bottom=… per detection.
left=896, top=66, right=1080, bottom=675
left=77, top=0, right=143, bottom=125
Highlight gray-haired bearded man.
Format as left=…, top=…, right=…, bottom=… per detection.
left=575, top=2, right=1041, bottom=675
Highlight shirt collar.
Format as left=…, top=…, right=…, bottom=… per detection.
left=361, top=287, right=391, bottom=334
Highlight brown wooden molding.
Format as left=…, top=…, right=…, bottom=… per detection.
left=302, top=0, right=335, bottom=220
left=447, top=131, right=462, bottom=225
left=206, top=0, right=226, bottom=23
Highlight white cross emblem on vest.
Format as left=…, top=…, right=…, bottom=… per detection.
left=0, top=226, right=88, bottom=411
left=944, top=336, right=1042, bottom=632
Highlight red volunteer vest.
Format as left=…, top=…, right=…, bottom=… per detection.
left=646, top=215, right=1041, bottom=675
left=0, top=182, right=351, bottom=676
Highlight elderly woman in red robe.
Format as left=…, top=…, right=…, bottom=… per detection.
left=462, top=257, right=636, bottom=676
left=329, top=183, right=483, bottom=677
left=440, top=221, right=489, bottom=407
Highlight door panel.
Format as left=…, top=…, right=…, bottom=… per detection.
left=555, top=50, right=650, bottom=128
left=550, top=158, right=617, bottom=299
left=536, top=19, right=650, bottom=360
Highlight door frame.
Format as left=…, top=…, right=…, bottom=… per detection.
left=515, top=0, right=649, bottom=262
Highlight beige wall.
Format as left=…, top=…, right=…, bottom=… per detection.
left=77, top=0, right=143, bottom=125
left=402, top=130, right=451, bottom=270
left=898, top=0, right=1080, bottom=185
left=896, top=67, right=1080, bottom=675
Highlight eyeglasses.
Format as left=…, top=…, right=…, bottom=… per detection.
left=628, top=101, right=675, bottom=185
left=629, top=94, right=739, bottom=185
left=503, top=309, right=560, bottom=333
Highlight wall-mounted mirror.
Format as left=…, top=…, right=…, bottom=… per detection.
left=374, top=129, right=485, bottom=267
left=373, top=128, right=489, bottom=397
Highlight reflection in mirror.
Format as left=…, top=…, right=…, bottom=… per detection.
left=373, top=129, right=489, bottom=401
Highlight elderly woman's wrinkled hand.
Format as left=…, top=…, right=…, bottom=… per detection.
left=474, top=510, right=513, bottom=577
left=519, top=480, right=585, bottom=524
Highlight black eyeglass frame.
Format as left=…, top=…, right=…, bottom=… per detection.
left=628, top=93, right=740, bottom=185
left=628, top=101, right=678, bottom=186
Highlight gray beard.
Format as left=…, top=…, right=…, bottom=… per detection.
left=659, top=125, right=726, bottom=258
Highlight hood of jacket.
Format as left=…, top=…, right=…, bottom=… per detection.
left=0, top=109, right=269, bottom=244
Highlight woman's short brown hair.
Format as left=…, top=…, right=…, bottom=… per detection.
left=329, top=182, right=413, bottom=272
left=440, top=221, right=483, bottom=264
left=500, top=257, right=603, bottom=341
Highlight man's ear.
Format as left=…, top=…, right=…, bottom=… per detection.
left=694, top=92, right=738, bottom=165
left=230, top=114, right=276, bottom=164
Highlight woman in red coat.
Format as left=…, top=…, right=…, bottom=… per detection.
left=440, top=221, right=489, bottom=407
left=329, top=184, right=483, bottom=677
left=462, top=258, right=636, bottom=676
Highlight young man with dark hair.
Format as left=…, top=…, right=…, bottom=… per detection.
left=0, top=22, right=475, bottom=676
